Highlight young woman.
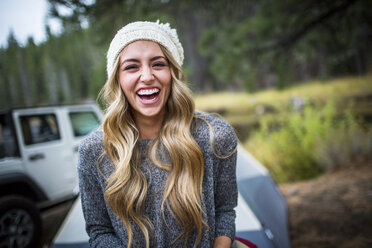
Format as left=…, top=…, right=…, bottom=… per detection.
left=78, top=21, right=237, bottom=248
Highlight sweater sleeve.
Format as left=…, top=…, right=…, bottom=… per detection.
left=78, top=134, right=124, bottom=247
left=213, top=120, right=238, bottom=240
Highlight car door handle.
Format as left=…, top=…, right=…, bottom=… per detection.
left=29, top=153, right=45, bottom=161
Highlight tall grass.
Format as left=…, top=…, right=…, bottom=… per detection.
left=314, top=108, right=372, bottom=170
left=194, top=74, right=372, bottom=113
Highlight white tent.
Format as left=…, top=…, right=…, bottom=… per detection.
left=52, top=146, right=291, bottom=248
left=235, top=146, right=291, bottom=248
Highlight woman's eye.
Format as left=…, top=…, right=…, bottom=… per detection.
left=124, top=65, right=138, bottom=71
left=153, top=62, right=166, bottom=67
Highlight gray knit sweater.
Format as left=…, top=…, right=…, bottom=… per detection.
left=78, top=111, right=238, bottom=247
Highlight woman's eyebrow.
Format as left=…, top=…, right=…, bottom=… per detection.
left=121, top=58, right=139, bottom=65
left=150, top=56, right=166, bottom=61
left=120, top=56, right=166, bottom=66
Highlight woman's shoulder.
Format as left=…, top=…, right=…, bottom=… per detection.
left=194, top=110, right=231, bottom=128
left=194, top=111, right=237, bottom=155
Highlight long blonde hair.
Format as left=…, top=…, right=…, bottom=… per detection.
left=99, top=44, right=206, bottom=248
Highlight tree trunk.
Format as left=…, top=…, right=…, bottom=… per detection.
left=7, top=75, right=18, bottom=107
left=43, top=58, right=59, bottom=104
left=178, top=12, right=209, bottom=92
left=17, top=51, right=32, bottom=106
left=60, top=69, right=72, bottom=103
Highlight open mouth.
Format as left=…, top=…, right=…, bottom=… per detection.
left=137, top=88, right=160, bottom=102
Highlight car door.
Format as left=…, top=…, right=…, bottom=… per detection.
left=65, top=105, right=103, bottom=183
left=13, top=109, right=77, bottom=201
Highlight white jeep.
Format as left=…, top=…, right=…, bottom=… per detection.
left=0, top=104, right=103, bottom=248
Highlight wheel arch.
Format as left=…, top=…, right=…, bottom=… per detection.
left=0, top=173, right=48, bottom=202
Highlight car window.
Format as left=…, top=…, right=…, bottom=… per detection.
left=0, top=114, right=19, bottom=158
left=20, top=114, right=61, bottom=145
left=69, top=111, right=100, bottom=137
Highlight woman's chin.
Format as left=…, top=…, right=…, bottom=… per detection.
left=134, top=107, right=166, bottom=121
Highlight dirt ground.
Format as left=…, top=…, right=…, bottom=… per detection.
left=39, top=199, right=74, bottom=247
left=279, top=159, right=372, bottom=248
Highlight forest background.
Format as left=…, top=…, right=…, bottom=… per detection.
left=1, top=0, right=372, bottom=183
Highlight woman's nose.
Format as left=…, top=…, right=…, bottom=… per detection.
left=140, top=66, right=154, bottom=83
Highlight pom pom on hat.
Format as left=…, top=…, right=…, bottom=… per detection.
left=106, top=20, right=184, bottom=78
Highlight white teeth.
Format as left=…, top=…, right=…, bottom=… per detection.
left=137, top=88, right=159, bottom=95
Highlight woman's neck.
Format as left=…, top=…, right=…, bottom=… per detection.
left=134, top=112, right=165, bottom=140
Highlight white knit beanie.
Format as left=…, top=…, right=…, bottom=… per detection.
left=106, top=20, right=184, bottom=78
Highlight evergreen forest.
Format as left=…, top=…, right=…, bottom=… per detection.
left=1, top=0, right=371, bottom=109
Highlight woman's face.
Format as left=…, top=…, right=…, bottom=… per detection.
left=118, top=40, right=171, bottom=123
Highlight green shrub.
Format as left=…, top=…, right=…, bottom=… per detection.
left=244, top=100, right=371, bottom=183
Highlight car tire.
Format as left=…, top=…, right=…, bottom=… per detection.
left=0, top=195, right=42, bottom=248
